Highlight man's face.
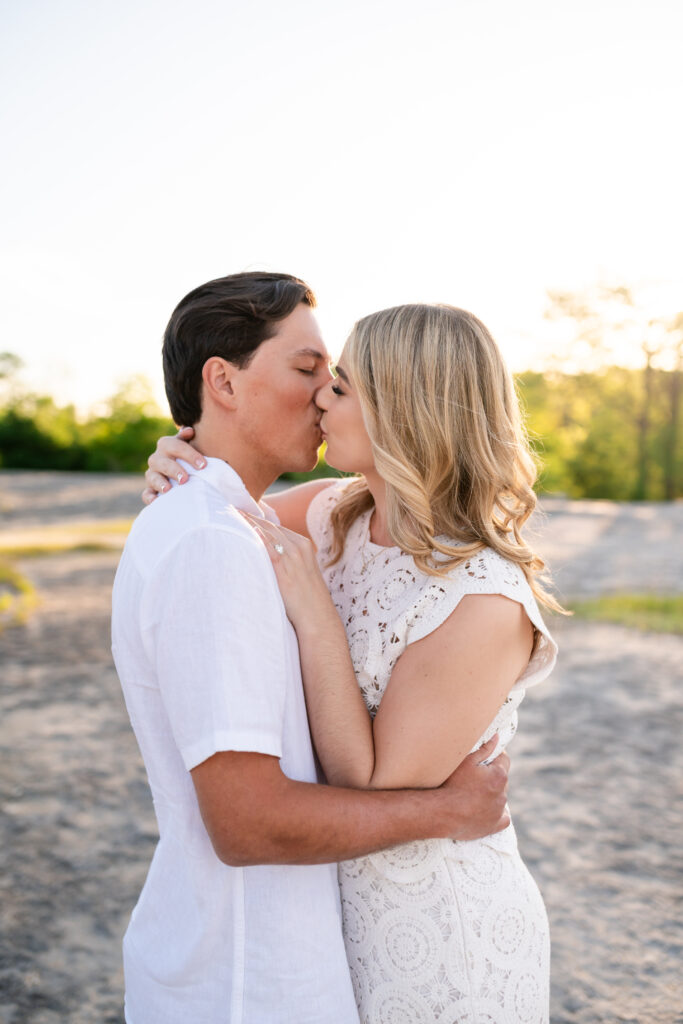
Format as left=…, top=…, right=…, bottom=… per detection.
left=233, top=303, right=332, bottom=477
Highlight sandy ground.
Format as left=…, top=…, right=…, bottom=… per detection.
left=0, top=471, right=682, bottom=1024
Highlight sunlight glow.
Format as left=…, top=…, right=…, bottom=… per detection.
left=1, top=0, right=681, bottom=413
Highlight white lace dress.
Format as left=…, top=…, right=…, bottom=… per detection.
left=307, top=482, right=558, bottom=1024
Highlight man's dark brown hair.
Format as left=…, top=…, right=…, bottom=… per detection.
left=162, top=271, right=316, bottom=426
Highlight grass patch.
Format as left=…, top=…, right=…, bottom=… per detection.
left=0, top=560, right=38, bottom=630
left=0, top=518, right=133, bottom=558
left=569, top=594, right=683, bottom=635
left=0, top=542, right=120, bottom=558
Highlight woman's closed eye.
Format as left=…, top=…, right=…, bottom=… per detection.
left=331, top=383, right=344, bottom=395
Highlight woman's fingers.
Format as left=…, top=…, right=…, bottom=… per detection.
left=144, top=457, right=206, bottom=497
left=246, top=513, right=308, bottom=551
left=149, top=436, right=206, bottom=473
left=241, top=512, right=285, bottom=549
left=239, top=512, right=332, bottom=630
left=240, top=513, right=309, bottom=567
left=141, top=428, right=205, bottom=506
left=143, top=469, right=174, bottom=495
left=146, top=455, right=204, bottom=488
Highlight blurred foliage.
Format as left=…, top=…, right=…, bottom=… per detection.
left=0, top=335, right=681, bottom=498
left=517, top=364, right=682, bottom=499
left=81, top=378, right=176, bottom=472
left=0, top=559, right=38, bottom=632
left=0, top=375, right=174, bottom=473
left=536, top=287, right=683, bottom=500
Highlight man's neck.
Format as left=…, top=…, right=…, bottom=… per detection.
left=190, top=423, right=276, bottom=503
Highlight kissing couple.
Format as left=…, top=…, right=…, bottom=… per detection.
left=112, top=271, right=558, bottom=1024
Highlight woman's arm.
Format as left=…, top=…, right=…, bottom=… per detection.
left=366, top=594, right=532, bottom=789
left=249, top=516, right=533, bottom=791
left=297, top=592, right=532, bottom=790
left=266, top=478, right=339, bottom=537
left=142, top=427, right=338, bottom=537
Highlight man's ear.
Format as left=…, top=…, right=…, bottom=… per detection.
left=201, top=357, right=239, bottom=410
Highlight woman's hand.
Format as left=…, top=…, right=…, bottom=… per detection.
left=243, top=510, right=375, bottom=787
left=142, top=426, right=207, bottom=505
left=242, top=512, right=338, bottom=632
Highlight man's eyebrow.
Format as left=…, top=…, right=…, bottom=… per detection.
left=291, top=347, right=329, bottom=361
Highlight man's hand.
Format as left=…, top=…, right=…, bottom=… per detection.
left=438, top=735, right=511, bottom=841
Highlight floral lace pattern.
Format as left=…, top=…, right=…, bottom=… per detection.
left=308, top=482, right=557, bottom=1023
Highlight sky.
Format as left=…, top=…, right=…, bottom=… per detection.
left=1, top=0, right=682, bottom=413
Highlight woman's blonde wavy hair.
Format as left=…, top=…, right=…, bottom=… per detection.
left=328, top=303, right=564, bottom=613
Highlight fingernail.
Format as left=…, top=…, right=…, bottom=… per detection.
left=196, top=459, right=206, bottom=469
left=177, top=473, right=185, bottom=483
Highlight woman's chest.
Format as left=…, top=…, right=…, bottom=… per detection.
left=321, top=548, right=429, bottom=714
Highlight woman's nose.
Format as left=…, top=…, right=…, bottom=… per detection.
left=314, top=378, right=332, bottom=410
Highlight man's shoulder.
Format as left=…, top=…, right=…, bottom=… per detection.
left=124, top=478, right=257, bottom=576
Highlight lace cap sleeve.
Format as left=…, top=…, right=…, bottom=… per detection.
left=305, top=478, right=355, bottom=553
left=406, top=546, right=558, bottom=691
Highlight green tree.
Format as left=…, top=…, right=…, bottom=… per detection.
left=542, top=286, right=682, bottom=500
left=662, top=314, right=683, bottom=500
left=81, top=377, right=174, bottom=472
left=0, top=394, right=87, bottom=469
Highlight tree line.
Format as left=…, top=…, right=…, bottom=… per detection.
left=0, top=368, right=175, bottom=474
left=0, top=286, right=681, bottom=500
left=518, top=365, right=680, bottom=500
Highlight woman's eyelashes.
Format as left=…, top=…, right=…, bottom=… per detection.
left=331, top=383, right=344, bottom=396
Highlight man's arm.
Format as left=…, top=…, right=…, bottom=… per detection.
left=191, top=738, right=509, bottom=867
left=150, top=526, right=509, bottom=867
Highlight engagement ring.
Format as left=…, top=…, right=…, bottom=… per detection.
left=274, top=543, right=285, bottom=555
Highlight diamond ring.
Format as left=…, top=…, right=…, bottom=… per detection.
left=273, top=543, right=285, bottom=555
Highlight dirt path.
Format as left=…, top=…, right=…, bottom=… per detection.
left=1, top=473, right=682, bottom=1023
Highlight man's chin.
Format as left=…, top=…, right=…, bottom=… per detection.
left=288, top=442, right=323, bottom=474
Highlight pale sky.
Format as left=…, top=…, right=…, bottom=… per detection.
left=1, top=0, right=682, bottom=413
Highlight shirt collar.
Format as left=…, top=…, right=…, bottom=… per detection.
left=176, top=457, right=279, bottom=521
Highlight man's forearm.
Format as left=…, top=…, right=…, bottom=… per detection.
left=192, top=744, right=507, bottom=868
left=228, top=776, right=449, bottom=866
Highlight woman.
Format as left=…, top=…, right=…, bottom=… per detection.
left=145, top=303, right=559, bottom=1024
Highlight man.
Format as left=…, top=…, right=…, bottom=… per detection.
left=112, top=271, right=509, bottom=1024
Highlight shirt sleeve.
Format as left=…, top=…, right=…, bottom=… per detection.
left=141, top=523, right=290, bottom=770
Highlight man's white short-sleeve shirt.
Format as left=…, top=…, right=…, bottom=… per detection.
left=111, top=459, right=358, bottom=1024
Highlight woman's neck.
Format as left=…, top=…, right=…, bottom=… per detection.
left=363, top=470, right=393, bottom=546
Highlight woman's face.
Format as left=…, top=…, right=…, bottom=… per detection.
left=315, top=348, right=376, bottom=475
